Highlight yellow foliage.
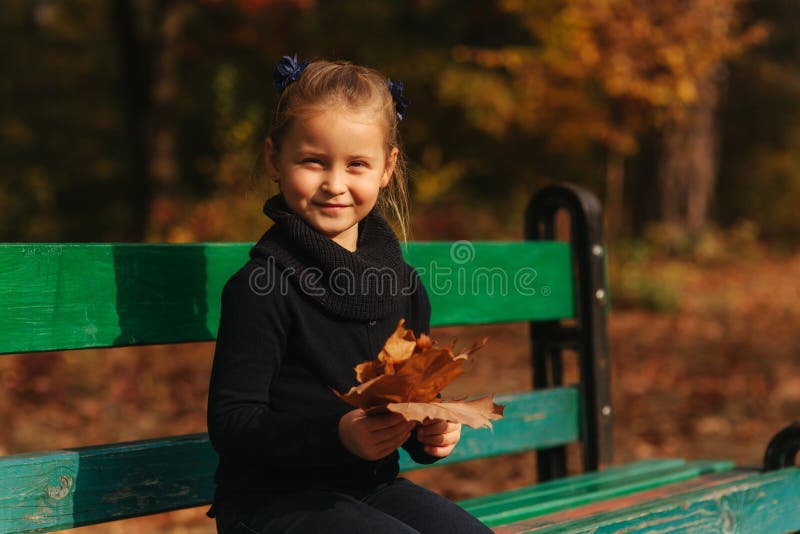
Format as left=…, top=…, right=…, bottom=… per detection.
left=441, top=0, right=766, bottom=155
left=411, top=147, right=466, bottom=203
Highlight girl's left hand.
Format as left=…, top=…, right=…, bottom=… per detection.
left=416, top=419, right=461, bottom=458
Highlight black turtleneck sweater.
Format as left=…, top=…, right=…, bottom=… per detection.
left=206, top=194, right=439, bottom=507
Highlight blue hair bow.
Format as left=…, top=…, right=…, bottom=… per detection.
left=273, top=53, right=308, bottom=91
left=387, top=79, right=410, bottom=121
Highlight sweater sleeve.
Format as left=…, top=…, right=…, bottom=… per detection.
left=400, top=267, right=444, bottom=465
left=206, top=261, right=358, bottom=468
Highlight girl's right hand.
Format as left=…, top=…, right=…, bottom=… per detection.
left=338, top=409, right=416, bottom=461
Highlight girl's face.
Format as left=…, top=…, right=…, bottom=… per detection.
left=266, top=107, right=398, bottom=252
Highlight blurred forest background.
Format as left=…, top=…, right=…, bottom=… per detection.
left=2, top=0, right=800, bottom=532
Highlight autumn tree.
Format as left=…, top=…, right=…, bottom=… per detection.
left=439, top=0, right=764, bottom=239
left=718, top=0, right=800, bottom=244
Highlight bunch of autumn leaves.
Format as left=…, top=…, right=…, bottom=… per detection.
left=334, top=319, right=505, bottom=429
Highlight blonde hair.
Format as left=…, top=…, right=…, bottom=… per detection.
left=267, top=59, right=412, bottom=242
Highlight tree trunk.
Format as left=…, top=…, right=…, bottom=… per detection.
left=657, top=68, right=721, bottom=238
left=111, top=0, right=151, bottom=242
left=111, top=0, right=191, bottom=242
left=146, top=0, right=192, bottom=241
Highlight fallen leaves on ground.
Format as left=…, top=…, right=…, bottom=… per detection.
left=333, top=319, right=504, bottom=429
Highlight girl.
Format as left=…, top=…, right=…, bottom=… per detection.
left=206, top=56, right=492, bottom=533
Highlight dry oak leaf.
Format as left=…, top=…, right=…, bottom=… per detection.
left=385, top=397, right=505, bottom=430
left=334, top=319, right=504, bottom=429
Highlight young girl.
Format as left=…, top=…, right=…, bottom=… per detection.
left=206, top=56, right=492, bottom=533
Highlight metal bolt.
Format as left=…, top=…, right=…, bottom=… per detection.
left=592, top=244, right=604, bottom=257
left=601, top=405, right=612, bottom=417
left=595, top=288, right=606, bottom=304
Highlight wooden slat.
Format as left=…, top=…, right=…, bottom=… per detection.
left=501, top=467, right=800, bottom=533
left=493, top=471, right=752, bottom=532
left=403, top=241, right=574, bottom=326
left=0, top=434, right=215, bottom=533
left=462, top=459, right=735, bottom=527
left=460, top=459, right=687, bottom=509
left=399, top=388, right=580, bottom=471
left=0, top=388, right=579, bottom=532
left=0, top=241, right=574, bottom=354
left=0, top=243, right=243, bottom=354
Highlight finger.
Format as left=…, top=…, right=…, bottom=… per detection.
left=373, top=423, right=414, bottom=446
left=417, top=420, right=452, bottom=439
left=422, top=418, right=445, bottom=427
left=423, top=418, right=444, bottom=424
left=421, top=425, right=462, bottom=444
left=364, top=422, right=409, bottom=445
left=440, top=423, right=462, bottom=438
left=379, top=412, right=408, bottom=424
left=366, top=413, right=409, bottom=432
left=372, top=418, right=415, bottom=437
left=374, top=429, right=410, bottom=449
left=419, top=433, right=447, bottom=446
left=420, top=428, right=460, bottom=446
left=424, top=444, right=455, bottom=458
left=420, top=419, right=449, bottom=435
left=375, top=429, right=412, bottom=455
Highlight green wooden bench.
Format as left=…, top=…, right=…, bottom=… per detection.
left=1, top=183, right=798, bottom=533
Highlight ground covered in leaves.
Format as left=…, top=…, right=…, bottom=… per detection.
left=2, top=250, right=799, bottom=533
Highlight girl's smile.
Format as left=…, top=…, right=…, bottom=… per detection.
left=266, top=107, right=398, bottom=252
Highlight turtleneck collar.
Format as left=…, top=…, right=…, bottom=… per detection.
left=250, top=193, right=411, bottom=321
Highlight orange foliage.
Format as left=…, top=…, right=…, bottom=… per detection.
left=441, top=0, right=766, bottom=154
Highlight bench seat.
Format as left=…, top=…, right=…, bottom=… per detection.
left=459, top=458, right=735, bottom=527
left=492, top=466, right=800, bottom=533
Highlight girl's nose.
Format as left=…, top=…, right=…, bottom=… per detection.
left=321, top=169, right=348, bottom=194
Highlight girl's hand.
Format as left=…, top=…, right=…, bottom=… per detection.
left=338, top=409, right=416, bottom=461
left=416, top=419, right=461, bottom=458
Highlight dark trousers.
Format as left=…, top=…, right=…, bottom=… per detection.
left=211, top=477, right=493, bottom=533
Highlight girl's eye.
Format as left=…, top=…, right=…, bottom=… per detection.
left=301, top=158, right=324, bottom=166
left=349, top=161, right=367, bottom=168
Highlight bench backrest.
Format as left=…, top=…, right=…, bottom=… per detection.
left=0, top=241, right=573, bottom=354
left=0, top=183, right=610, bottom=532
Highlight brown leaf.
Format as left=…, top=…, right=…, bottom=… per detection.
left=333, top=318, right=501, bottom=429
left=335, top=347, right=467, bottom=408
left=415, top=332, right=433, bottom=352
left=358, top=319, right=428, bottom=379
left=454, top=336, right=488, bottom=360
left=378, top=319, right=417, bottom=364
left=354, top=360, right=385, bottom=383
left=385, top=397, right=506, bottom=429
left=397, top=347, right=464, bottom=403
left=333, top=374, right=406, bottom=407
